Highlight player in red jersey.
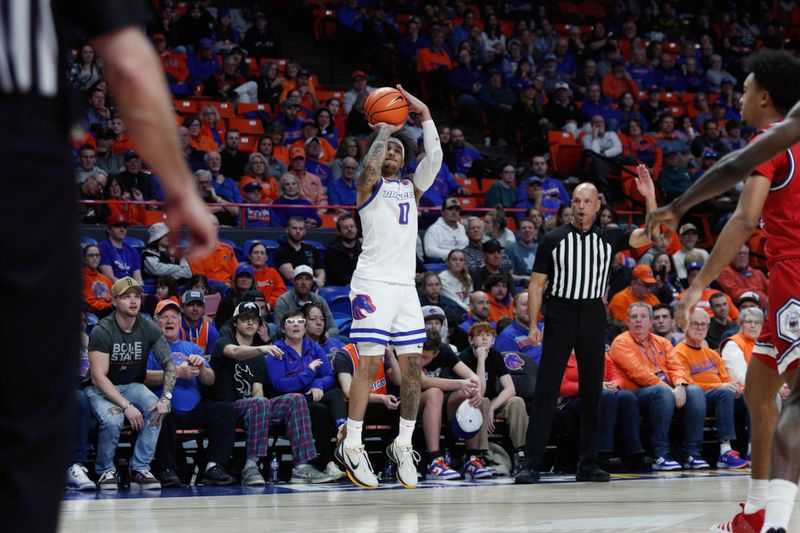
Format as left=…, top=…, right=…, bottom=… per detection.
left=647, top=49, right=800, bottom=533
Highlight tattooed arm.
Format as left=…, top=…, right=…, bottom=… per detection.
left=151, top=336, right=177, bottom=398
left=356, top=123, right=403, bottom=206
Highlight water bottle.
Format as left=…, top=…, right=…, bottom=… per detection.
left=269, top=453, right=280, bottom=483
left=443, top=448, right=452, bottom=466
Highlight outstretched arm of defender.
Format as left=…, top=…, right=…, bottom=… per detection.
left=646, top=101, right=800, bottom=236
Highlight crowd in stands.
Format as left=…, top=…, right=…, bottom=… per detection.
left=68, top=0, right=799, bottom=490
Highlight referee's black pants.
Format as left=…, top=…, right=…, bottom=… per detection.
left=0, top=100, right=81, bottom=533
left=524, top=298, right=607, bottom=472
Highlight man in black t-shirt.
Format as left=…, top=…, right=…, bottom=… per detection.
left=459, top=322, right=529, bottom=474
left=87, top=277, right=177, bottom=491
left=417, top=330, right=486, bottom=480
left=210, top=301, right=332, bottom=484
left=333, top=344, right=402, bottom=429
left=275, top=216, right=325, bottom=287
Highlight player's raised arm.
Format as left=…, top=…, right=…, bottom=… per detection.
left=395, top=85, right=442, bottom=200
left=646, top=98, right=800, bottom=237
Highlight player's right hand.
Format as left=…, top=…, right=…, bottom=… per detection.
left=165, top=191, right=217, bottom=261
left=645, top=203, right=682, bottom=242
left=367, top=121, right=404, bottom=133
left=675, top=286, right=703, bottom=330
left=529, top=327, right=543, bottom=347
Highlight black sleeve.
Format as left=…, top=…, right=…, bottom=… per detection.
left=211, top=334, right=234, bottom=362
left=332, top=351, right=354, bottom=376
left=61, top=0, right=149, bottom=39
left=312, top=249, right=322, bottom=271
left=458, top=348, right=477, bottom=372
left=253, top=355, right=266, bottom=386
left=274, top=245, right=291, bottom=267
left=489, top=349, right=509, bottom=379
left=439, top=344, right=461, bottom=370
left=532, top=231, right=556, bottom=275
left=603, top=226, right=636, bottom=254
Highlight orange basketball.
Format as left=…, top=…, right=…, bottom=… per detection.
left=364, top=87, right=409, bottom=126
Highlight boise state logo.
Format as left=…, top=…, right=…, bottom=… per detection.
left=503, top=352, right=526, bottom=371
left=352, top=294, right=377, bottom=320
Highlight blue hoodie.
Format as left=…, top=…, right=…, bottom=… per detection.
left=268, top=338, right=334, bottom=394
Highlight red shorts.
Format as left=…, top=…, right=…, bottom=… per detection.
left=753, top=258, right=800, bottom=374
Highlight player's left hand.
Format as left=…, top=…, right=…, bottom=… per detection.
left=635, top=164, right=656, bottom=199
left=645, top=203, right=682, bottom=243
left=395, top=84, right=428, bottom=116
left=166, top=191, right=217, bottom=261
left=368, top=121, right=404, bottom=133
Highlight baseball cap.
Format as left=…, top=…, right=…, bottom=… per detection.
left=451, top=399, right=483, bottom=439
left=182, top=289, right=205, bottom=306
left=155, top=299, right=181, bottom=315
left=686, top=261, right=704, bottom=273
left=664, top=148, right=679, bottom=157
left=737, top=291, right=761, bottom=307
left=421, top=305, right=446, bottom=323
left=351, top=70, right=367, bottom=80
left=123, top=150, right=140, bottom=161
left=632, top=264, right=657, bottom=284
left=111, top=277, right=143, bottom=298
left=243, top=181, right=262, bottom=192
left=304, top=136, right=321, bottom=147
left=199, top=38, right=214, bottom=49
left=482, top=239, right=504, bottom=253
left=106, top=213, right=130, bottom=227
left=443, top=198, right=461, bottom=210
left=147, top=222, right=169, bottom=244
left=302, top=118, right=317, bottom=128
left=233, top=301, right=261, bottom=322
left=525, top=176, right=544, bottom=186
left=702, top=150, right=719, bottom=159
left=243, top=290, right=265, bottom=303
left=293, top=265, right=314, bottom=279
left=554, top=81, right=569, bottom=91
left=290, top=146, right=306, bottom=160
left=679, top=223, right=699, bottom=236
left=544, top=53, right=557, bottom=62
left=235, top=264, right=255, bottom=278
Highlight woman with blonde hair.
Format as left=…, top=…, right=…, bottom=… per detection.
left=199, top=104, right=226, bottom=148
left=238, top=152, right=279, bottom=202
left=438, top=249, right=472, bottom=312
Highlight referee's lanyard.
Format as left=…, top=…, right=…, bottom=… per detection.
left=638, top=338, right=670, bottom=386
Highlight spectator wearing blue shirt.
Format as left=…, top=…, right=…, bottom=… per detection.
left=494, top=292, right=543, bottom=366
left=277, top=101, right=305, bottom=145
left=580, top=84, right=619, bottom=132
left=270, top=309, right=347, bottom=476
left=337, top=0, right=366, bottom=34
left=398, top=18, right=430, bottom=62
left=506, top=217, right=538, bottom=284
left=328, top=156, right=358, bottom=211
left=271, top=174, right=322, bottom=228
left=98, top=214, right=143, bottom=284
left=626, top=48, right=655, bottom=91
left=146, top=299, right=237, bottom=487
left=516, top=155, right=570, bottom=204
left=459, top=290, right=497, bottom=333
left=187, top=39, right=220, bottom=88
left=515, top=177, right=561, bottom=223
left=654, top=53, right=686, bottom=92
left=445, top=126, right=485, bottom=176
left=205, top=151, right=242, bottom=203
left=553, top=38, right=577, bottom=77
left=682, top=56, right=707, bottom=93
left=242, top=182, right=275, bottom=228
left=448, top=49, right=488, bottom=126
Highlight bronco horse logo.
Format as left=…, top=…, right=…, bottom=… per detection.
left=352, top=294, right=377, bottom=320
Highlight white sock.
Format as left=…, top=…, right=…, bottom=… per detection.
left=245, top=458, right=258, bottom=470
left=761, top=479, right=798, bottom=532
left=205, top=462, right=217, bottom=472
left=745, top=479, right=770, bottom=514
left=720, top=441, right=732, bottom=454
left=396, top=417, right=416, bottom=446
left=344, top=418, right=363, bottom=449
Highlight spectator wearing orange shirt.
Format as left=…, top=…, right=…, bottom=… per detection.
left=672, top=309, right=749, bottom=469
left=484, top=274, right=513, bottom=324
left=609, top=265, right=661, bottom=322
left=602, top=60, right=640, bottom=101
left=153, top=33, right=189, bottom=96
left=183, top=115, right=218, bottom=154
left=610, top=302, right=706, bottom=470
left=559, top=351, right=651, bottom=472
left=188, top=217, right=239, bottom=287
left=238, top=153, right=280, bottom=204
left=417, top=30, right=453, bottom=108
left=716, top=245, right=769, bottom=308
left=246, top=241, right=286, bottom=312
left=82, top=244, right=113, bottom=318
left=110, top=114, right=136, bottom=156
left=290, top=119, right=336, bottom=165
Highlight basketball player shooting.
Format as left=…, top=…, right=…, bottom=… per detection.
left=334, top=85, right=442, bottom=489
left=646, top=50, right=800, bottom=533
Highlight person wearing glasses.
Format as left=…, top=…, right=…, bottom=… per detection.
left=672, top=309, right=750, bottom=469
left=210, top=301, right=332, bottom=484
left=82, top=244, right=114, bottom=318
left=269, top=309, right=346, bottom=481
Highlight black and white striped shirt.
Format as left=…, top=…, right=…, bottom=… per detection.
left=532, top=223, right=633, bottom=300
left=0, top=0, right=146, bottom=98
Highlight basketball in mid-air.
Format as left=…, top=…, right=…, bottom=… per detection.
left=364, top=87, right=409, bottom=126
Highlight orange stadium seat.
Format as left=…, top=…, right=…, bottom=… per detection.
left=239, top=135, right=258, bottom=152
left=455, top=177, right=481, bottom=195
left=174, top=99, right=200, bottom=114
left=229, top=118, right=265, bottom=136
left=211, top=101, right=235, bottom=119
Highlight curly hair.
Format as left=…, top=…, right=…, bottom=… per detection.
left=746, top=49, right=800, bottom=115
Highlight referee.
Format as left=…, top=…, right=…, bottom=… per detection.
left=1, top=2, right=214, bottom=531
left=515, top=172, right=656, bottom=484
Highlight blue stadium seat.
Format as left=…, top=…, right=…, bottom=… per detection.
left=319, top=285, right=350, bottom=304
left=81, top=236, right=97, bottom=248
left=124, top=236, right=145, bottom=251
left=424, top=262, right=447, bottom=273
left=334, top=315, right=352, bottom=337
left=142, top=283, right=157, bottom=295
left=328, top=294, right=352, bottom=316
left=85, top=312, right=99, bottom=334
left=220, top=238, right=244, bottom=262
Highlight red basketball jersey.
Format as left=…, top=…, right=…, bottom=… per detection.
left=752, top=121, right=800, bottom=263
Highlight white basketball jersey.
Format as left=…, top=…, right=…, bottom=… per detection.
left=353, top=177, right=418, bottom=285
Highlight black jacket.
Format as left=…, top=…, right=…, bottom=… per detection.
left=324, top=237, right=362, bottom=286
